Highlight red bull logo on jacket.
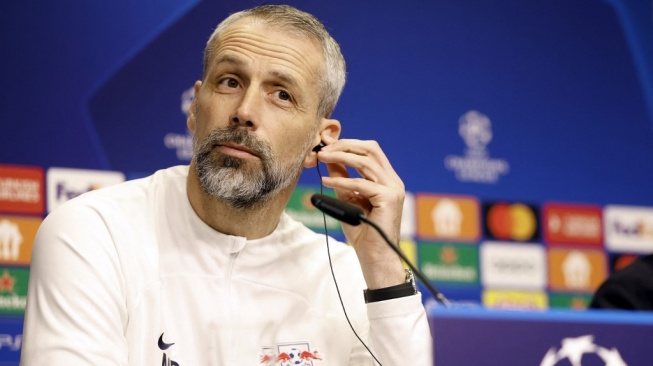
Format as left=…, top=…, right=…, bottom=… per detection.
left=260, top=342, right=322, bottom=365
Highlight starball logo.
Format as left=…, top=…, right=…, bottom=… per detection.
left=540, top=335, right=627, bottom=366
left=444, top=111, right=509, bottom=184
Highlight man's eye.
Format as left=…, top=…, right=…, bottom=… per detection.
left=227, top=79, right=239, bottom=88
left=277, top=90, right=291, bottom=101
left=219, top=78, right=239, bottom=88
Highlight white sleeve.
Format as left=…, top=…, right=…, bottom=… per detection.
left=350, top=294, right=433, bottom=365
left=21, top=202, right=129, bottom=365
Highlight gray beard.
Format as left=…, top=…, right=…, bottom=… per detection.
left=193, top=126, right=312, bottom=210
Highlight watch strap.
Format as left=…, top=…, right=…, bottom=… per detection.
left=363, top=269, right=417, bottom=303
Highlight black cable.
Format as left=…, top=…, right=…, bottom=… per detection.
left=316, top=161, right=383, bottom=366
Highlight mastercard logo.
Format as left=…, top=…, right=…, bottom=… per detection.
left=484, top=202, right=539, bottom=241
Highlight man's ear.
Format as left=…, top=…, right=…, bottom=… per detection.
left=186, top=80, right=202, bottom=133
left=304, top=118, right=341, bottom=168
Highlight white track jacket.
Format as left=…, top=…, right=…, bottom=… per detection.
left=21, top=166, right=432, bottom=365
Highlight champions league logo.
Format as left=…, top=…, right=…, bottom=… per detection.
left=459, top=110, right=492, bottom=155
left=444, top=110, right=509, bottom=184
left=540, top=335, right=627, bottom=366
left=163, top=86, right=195, bottom=162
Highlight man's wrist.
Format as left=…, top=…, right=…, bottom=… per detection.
left=359, top=254, right=406, bottom=289
left=363, top=269, right=417, bottom=303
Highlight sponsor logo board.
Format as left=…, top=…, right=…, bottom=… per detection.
left=484, top=202, right=539, bottom=242
left=400, top=192, right=415, bottom=238
left=548, top=292, right=593, bottom=310
left=480, top=241, right=546, bottom=289
left=418, top=242, right=478, bottom=284
left=0, top=215, right=42, bottom=266
left=543, top=203, right=602, bottom=246
left=399, top=239, right=417, bottom=269
left=548, top=248, right=607, bottom=292
left=46, top=167, right=125, bottom=212
left=0, top=316, right=23, bottom=363
left=483, top=289, right=547, bottom=310
left=0, top=165, right=45, bottom=215
left=285, top=186, right=341, bottom=233
left=415, top=194, right=480, bottom=241
left=604, top=205, right=653, bottom=253
left=0, top=266, right=28, bottom=315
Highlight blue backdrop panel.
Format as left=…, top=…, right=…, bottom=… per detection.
left=0, top=317, right=23, bottom=366
left=430, top=308, right=653, bottom=365
left=1, top=0, right=651, bottom=205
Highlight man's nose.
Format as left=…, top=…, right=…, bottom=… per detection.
left=230, top=88, right=260, bottom=129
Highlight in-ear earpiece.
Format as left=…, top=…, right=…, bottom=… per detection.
left=312, top=141, right=326, bottom=152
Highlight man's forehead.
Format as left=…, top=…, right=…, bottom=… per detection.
left=215, top=19, right=322, bottom=61
left=215, top=18, right=318, bottom=50
left=209, top=22, right=323, bottom=84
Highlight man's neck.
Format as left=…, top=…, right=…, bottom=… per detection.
left=185, top=163, right=296, bottom=240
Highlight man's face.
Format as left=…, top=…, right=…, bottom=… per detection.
left=189, top=20, right=324, bottom=209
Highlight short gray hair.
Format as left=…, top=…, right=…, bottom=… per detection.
left=202, top=5, right=346, bottom=118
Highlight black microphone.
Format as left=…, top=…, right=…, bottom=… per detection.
left=310, top=193, right=450, bottom=306
left=310, top=194, right=364, bottom=226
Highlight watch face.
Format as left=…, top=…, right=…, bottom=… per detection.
left=406, top=269, right=417, bottom=293
left=405, top=269, right=415, bottom=281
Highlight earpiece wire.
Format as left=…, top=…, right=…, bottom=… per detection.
left=315, top=158, right=382, bottom=365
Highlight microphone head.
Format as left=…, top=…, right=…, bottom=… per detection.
left=311, top=194, right=363, bottom=226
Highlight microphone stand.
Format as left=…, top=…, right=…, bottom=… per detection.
left=359, top=216, right=451, bottom=307
left=311, top=193, right=450, bottom=306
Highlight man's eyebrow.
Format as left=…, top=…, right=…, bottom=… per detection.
left=269, top=70, right=301, bottom=90
left=213, top=54, right=303, bottom=91
left=213, top=54, right=247, bottom=67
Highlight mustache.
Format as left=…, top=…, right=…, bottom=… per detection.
left=195, top=127, right=272, bottom=160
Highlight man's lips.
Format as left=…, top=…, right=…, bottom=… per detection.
left=215, top=142, right=259, bottom=159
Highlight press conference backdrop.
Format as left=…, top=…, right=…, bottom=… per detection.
left=1, top=0, right=653, bottom=365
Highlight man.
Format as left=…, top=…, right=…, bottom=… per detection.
left=21, top=5, right=432, bottom=365
left=590, top=254, right=653, bottom=311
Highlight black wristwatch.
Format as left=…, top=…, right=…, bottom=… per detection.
left=363, top=269, right=417, bottom=303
